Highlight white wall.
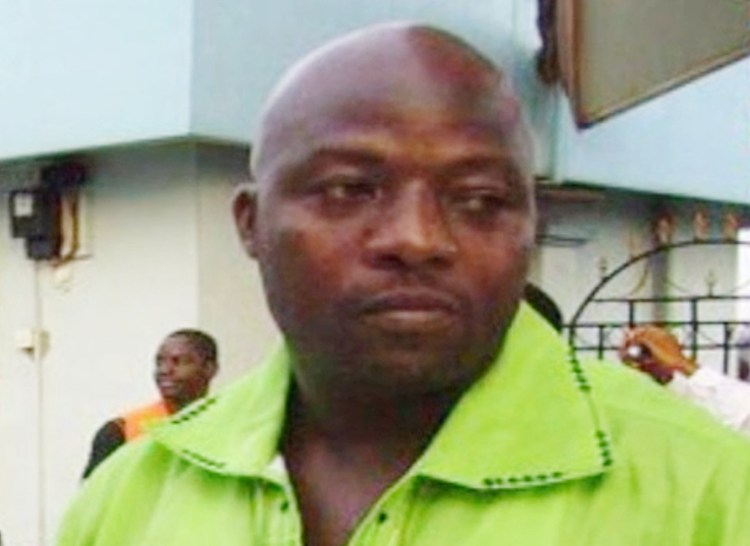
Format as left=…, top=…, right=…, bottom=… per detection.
left=193, top=146, right=280, bottom=385
left=0, top=162, right=43, bottom=545
left=531, top=191, right=656, bottom=326
left=739, top=229, right=750, bottom=322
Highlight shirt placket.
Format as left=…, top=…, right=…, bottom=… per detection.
left=346, top=478, right=416, bottom=546
left=257, top=457, right=304, bottom=546
left=271, top=486, right=304, bottom=546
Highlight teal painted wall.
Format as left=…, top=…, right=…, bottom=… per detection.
left=1, top=1, right=746, bottom=202
left=189, top=0, right=553, bottom=172
left=0, top=0, right=192, bottom=161
left=555, top=59, right=750, bottom=204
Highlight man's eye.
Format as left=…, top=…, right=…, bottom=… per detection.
left=319, top=179, right=380, bottom=202
left=452, top=191, right=508, bottom=215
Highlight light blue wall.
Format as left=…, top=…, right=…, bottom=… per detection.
left=189, top=0, right=554, bottom=172
left=0, top=0, right=192, bottom=161
left=2, top=1, right=746, bottom=203
left=187, top=0, right=750, bottom=204
left=554, top=59, right=750, bottom=204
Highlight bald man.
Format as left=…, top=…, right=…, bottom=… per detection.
left=58, top=24, right=750, bottom=546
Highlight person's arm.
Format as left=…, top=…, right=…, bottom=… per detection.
left=673, top=366, right=750, bottom=435
left=81, top=419, right=125, bottom=479
left=622, top=327, right=750, bottom=435
left=619, top=326, right=697, bottom=384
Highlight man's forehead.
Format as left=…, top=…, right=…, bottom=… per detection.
left=265, top=24, right=501, bottom=109
left=159, top=335, right=195, bottom=352
left=254, top=24, right=527, bottom=176
left=284, top=116, right=526, bottom=168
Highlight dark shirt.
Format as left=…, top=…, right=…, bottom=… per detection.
left=82, top=418, right=125, bottom=479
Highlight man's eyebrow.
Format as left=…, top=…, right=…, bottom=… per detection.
left=439, top=153, right=525, bottom=179
left=306, top=146, right=387, bottom=166
left=440, top=152, right=516, bottom=168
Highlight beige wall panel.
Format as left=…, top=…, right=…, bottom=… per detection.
left=562, top=0, right=749, bottom=125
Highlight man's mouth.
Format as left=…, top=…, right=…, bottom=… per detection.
left=359, top=290, right=460, bottom=333
left=157, top=379, right=179, bottom=391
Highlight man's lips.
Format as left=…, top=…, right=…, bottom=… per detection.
left=157, top=378, right=179, bottom=391
left=358, top=290, right=461, bottom=332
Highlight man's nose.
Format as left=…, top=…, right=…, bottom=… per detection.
left=364, top=183, right=457, bottom=269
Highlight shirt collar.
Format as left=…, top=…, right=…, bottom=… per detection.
left=152, top=304, right=613, bottom=489
left=151, top=345, right=291, bottom=479
left=414, top=303, right=612, bottom=490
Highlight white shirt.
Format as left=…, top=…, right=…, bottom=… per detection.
left=669, top=367, right=750, bottom=435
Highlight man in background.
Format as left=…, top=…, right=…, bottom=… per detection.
left=81, top=328, right=218, bottom=478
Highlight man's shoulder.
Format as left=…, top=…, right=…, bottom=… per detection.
left=60, top=358, right=289, bottom=546
left=93, top=418, right=124, bottom=438
left=78, top=366, right=271, bottom=484
left=584, top=358, right=750, bottom=455
left=82, top=432, right=178, bottom=486
left=580, top=357, right=750, bottom=528
left=59, top=438, right=197, bottom=544
left=121, top=399, right=167, bottom=419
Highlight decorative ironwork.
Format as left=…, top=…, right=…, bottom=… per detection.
left=567, top=239, right=750, bottom=375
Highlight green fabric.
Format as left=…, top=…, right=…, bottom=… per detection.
left=58, top=304, right=750, bottom=545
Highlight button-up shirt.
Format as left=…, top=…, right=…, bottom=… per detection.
left=58, top=305, right=750, bottom=545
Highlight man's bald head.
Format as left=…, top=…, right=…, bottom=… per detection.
left=251, top=23, right=533, bottom=184
left=235, top=22, right=537, bottom=399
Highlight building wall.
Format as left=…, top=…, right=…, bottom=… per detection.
left=190, top=0, right=549, bottom=164
left=193, top=146, right=280, bottom=384
left=3, top=1, right=747, bottom=202
left=531, top=189, right=743, bottom=369
left=0, top=0, right=193, bottom=162
left=555, top=58, right=750, bottom=204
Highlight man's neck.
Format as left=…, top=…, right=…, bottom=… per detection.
left=162, top=397, right=189, bottom=415
left=281, top=384, right=460, bottom=546
left=287, top=382, right=457, bottom=454
left=286, top=377, right=461, bottom=453
left=163, top=389, right=208, bottom=415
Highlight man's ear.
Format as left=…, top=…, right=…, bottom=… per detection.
left=205, top=360, right=219, bottom=381
left=233, top=182, right=259, bottom=258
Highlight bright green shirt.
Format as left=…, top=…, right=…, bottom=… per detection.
left=58, top=305, right=750, bottom=545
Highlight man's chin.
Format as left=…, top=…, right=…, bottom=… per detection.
left=346, top=344, right=493, bottom=395
left=158, top=386, right=181, bottom=400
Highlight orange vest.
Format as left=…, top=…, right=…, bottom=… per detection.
left=122, top=401, right=170, bottom=441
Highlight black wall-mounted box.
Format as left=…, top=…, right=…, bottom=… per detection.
left=9, top=187, right=62, bottom=260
